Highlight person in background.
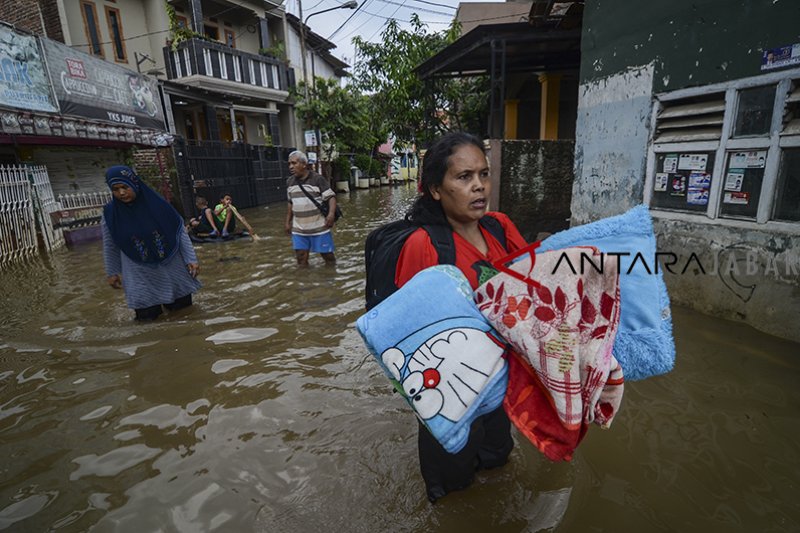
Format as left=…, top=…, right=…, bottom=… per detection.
left=285, top=150, right=337, bottom=266
left=102, top=165, right=201, bottom=321
left=212, top=194, right=237, bottom=237
left=188, top=196, right=219, bottom=235
left=395, top=132, right=528, bottom=503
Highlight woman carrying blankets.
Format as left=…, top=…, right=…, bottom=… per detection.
left=395, top=132, right=528, bottom=503
left=102, top=165, right=201, bottom=320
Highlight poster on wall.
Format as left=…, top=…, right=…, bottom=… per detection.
left=304, top=130, right=317, bottom=146
left=654, top=173, right=669, bottom=192
left=688, top=172, right=710, bottom=189
left=723, top=191, right=750, bottom=205
left=724, top=169, right=745, bottom=191
left=686, top=171, right=710, bottom=206
left=40, top=38, right=165, bottom=131
left=687, top=188, right=709, bottom=206
left=662, top=155, right=678, bottom=173
left=730, top=151, right=766, bottom=168
left=670, top=175, right=686, bottom=196
left=0, top=26, right=59, bottom=113
left=761, top=44, right=800, bottom=71
left=678, top=154, right=708, bottom=171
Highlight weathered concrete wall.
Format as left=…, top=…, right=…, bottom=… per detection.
left=498, top=140, right=574, bottom=242
left=581, top=0, right=800, bottom=92
left=572, top=64, right=654, bottom=224
left=655, top=219, right=800, bottom=343
left=571, top=0, right=800, bottom=343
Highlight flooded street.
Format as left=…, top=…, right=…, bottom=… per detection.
left=1, top=185, right=799, bottom=532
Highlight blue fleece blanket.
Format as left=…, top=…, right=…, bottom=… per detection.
left=357, top=265, right=508, bottom=454
left=537, top=205, right=675, bottom=380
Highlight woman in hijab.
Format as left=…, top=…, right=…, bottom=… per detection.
left=102, top=165, right=201, bottom=320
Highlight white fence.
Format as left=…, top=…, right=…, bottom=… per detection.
left=57, top=191, right=112, bottom=210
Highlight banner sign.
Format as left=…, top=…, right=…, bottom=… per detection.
left=0, top=26, right=58, bottom=113
left=40, top=38, right=166, bottom=131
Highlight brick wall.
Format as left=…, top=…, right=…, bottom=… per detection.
left=132, top=147, right=179, bottom=207
left=0, top=0, right=64, bottom=42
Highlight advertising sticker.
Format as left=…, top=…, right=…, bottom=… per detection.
left=688, top=172, right=711, bottom=189
left=730, top=151, right=766, bottom=168
left=724, top=169, right=745, bottom=191
left=678, top=154, right=708, bottom=171
left=670, top=175, right=686, bottom=196
left=663, top=155, right=678, bottom=173
left=687, top=188, right=709, bottom=206
left=723, top=191, right=750, bottom=205
left=654, top=173, right=668, bottom=192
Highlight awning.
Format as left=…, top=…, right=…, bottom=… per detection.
left=415, top=24, right=581, bottom=80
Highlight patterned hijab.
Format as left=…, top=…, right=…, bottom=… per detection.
left=103, top=165, right=182, bottom=265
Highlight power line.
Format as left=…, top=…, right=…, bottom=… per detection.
left=405, top=0, right=456, bottom=10
left=365, top=0, right=406, bottom=41
left=327, top=0, right=371, bottom=40
left=377, top=0, right=453, bottom=17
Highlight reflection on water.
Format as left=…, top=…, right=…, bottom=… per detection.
left=1, top=185, right=799, bottom=532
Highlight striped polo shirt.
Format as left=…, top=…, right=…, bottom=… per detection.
left=287, top=171, right=335, bottom=236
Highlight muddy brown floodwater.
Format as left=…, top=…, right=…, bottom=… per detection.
left=1, top=185, right=799, bottom=532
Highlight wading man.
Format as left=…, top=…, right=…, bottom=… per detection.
left=285, top=150, right=337, bottom=266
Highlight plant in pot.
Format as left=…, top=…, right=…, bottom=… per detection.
left=354, top=154, right=373, bottom=178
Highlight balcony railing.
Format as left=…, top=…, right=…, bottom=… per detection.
left=163, top=38, right=295, bottom=93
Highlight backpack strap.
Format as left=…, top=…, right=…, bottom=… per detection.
left=422, top=224, right=457, bottom=265
left=421, top=216, right=508, bottom=265
left=479, top=215, right=508, bottom=251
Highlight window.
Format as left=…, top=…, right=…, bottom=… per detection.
left=224, top=29, right=235, bottom=48
left=176, top=16, right=188, bottom=28
left=80, top=1, right=104, bottom=57
left=204, top=24, right=219, bottom=41
left=648, top=71, right=800, bottom=225
left=651, top=151, right=716, bottom=212
left=733, top=85, right=775, bottom=137
left=104, top=6, right=127, bottom=62
left=774, top=149, right=800, bottom=221
left=719, top=151, right=765, bottom=218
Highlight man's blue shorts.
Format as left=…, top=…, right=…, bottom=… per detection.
left=292, top=232, right=335, bottom=253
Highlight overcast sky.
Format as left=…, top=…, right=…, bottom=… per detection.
left=284, top=0, right=507, bottom=69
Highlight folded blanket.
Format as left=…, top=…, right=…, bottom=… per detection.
left=537, top=205, right=675, bottom=381
left=357, top=265, right=508, bottom=454
left=503, top=348, right=624, bottom=461
left=476, top=247, right=624, bottom=460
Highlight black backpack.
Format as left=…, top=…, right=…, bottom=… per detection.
left=364, top=216, right=507, bottom=310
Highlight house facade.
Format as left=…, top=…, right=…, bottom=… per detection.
left=284, top=13, right=349, bottom=152
left=572, top=0, right=800, bottom=342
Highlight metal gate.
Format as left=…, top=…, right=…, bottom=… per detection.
left=172, top=138, right=292, bottom=217
left=0, top=166, right=38, bottom=266
left=29, top=165, right=65, bottom=252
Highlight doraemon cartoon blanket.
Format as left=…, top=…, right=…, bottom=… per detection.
left=357, top=265, right=508, bottom=454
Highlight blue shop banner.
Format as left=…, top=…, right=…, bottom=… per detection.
left=40, top=38, right=166, bottom=131
left=0, top=26, right=59, bottom=113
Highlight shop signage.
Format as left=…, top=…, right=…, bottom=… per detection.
left=41, top=38, right=166, bottom=131
left=0, top=26, right=58, bottom=113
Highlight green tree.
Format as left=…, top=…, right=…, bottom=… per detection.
left=352, top=14, right=488, bottom=145
left=294, top=77, right=384, bottom=161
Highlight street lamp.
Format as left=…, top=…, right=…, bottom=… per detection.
left=299, top=1, right=358, bottom=93
left=298, top=0, right=358, bottom=157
